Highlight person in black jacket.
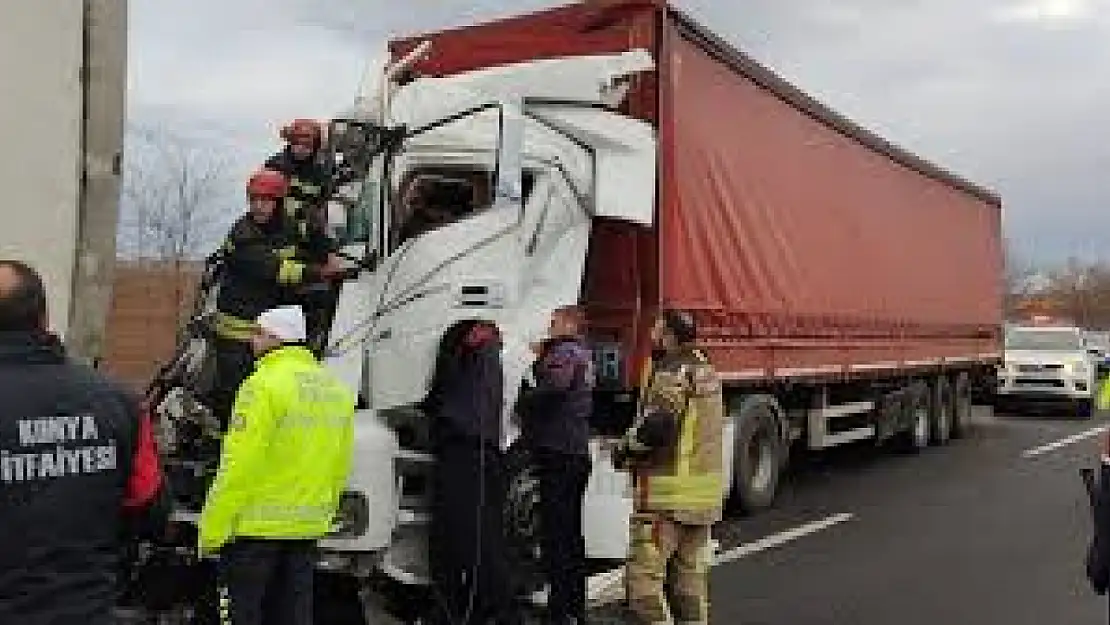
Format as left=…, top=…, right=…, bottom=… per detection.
left=423, top=319, right=521, bottom=625
left=517, top=305, right=594, bottom=625
left=0, top=259, right=170, bottom=625
left=208, top=169, right=342, bottom=428
left=264, top=117, right=355, bottom=241
left=264, top=118, right=354, bottom=351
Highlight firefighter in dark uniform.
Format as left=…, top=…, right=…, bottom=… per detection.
left=207, top=169, right=342, bottom=429
left=264, top=118, right=334, bottom=237
left=263, top=117, right=354, bottom=346
left=0, top=259, right=170, bottom=625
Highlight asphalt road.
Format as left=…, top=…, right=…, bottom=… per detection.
left=117, top=405, right=1110, bottom=624
left=596, top=406, right=1110, bottom=624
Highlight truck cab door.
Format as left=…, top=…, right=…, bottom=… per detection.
left=354, top=100, right=535, bottom=414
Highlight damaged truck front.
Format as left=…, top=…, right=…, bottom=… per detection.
left=315, top=46, right=658, bottom=588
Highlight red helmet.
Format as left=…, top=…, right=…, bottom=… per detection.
left=280, top=118, right=323, bottom=145
left=246, top=169, right=289, bottom=199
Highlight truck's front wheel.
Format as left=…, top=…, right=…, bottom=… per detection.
left=730, top=396, right=784, bottom=514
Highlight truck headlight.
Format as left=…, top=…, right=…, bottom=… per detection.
left=1071, top=360, right=1090, bottom=375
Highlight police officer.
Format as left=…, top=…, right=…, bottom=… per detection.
left=0, top=259, right=170, bottom=625
left=208, top=169, right=343, bottom=428
left=198, top=305, right=356, bottom=625
left=517, top=305, right=594, bottom=624
left=614, top=309, right=726, bottom=625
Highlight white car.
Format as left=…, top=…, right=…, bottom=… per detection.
left=996, top=324, right=1097, bottom=418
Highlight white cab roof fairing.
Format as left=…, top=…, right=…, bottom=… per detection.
left=526, top=105, right=656, bottom=225
left=387, top=50, right=658, bottom=225
left=386, top=49, right=655, bottom=129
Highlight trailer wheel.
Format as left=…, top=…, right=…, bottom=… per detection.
left=503, top=446, right=545, bottom=596
left=951, top=372, right=973, bottom=438
left=894, top=386, right=931, bottom=453
left=930, top=376, right=954, bottom=446
left=730, top=396, right=784, bottom=514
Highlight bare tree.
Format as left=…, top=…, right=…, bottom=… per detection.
left=116, top=122, right=238, bottom=335
left=119, top=122, right=233, bottom=261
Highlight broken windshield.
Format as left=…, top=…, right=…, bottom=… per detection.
left=389, top=164, right=535, bottom=249
left=322, top=119, right=384, bottom=258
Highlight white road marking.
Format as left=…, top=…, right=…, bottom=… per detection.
left=712, top=512, right=854, bottom=564
left=1021, top=424, right=1110, bottom=458
left=587, top=512, right=855, bottom=607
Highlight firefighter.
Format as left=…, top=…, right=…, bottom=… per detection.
left=198, top=305, right=356, bottom=625
left=264, top=117, right=354, bottom=239
left=613, top=309, right=726, bottom=625
left=264, top=117, right=353, bottom=350
left=0, top=259, right=170, bottom=625
left=516, top=305, right=594, bottom=624
left=207, top=169, right=343, bottom=429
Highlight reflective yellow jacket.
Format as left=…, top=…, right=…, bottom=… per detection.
left=1098, top=375, right=1110, bottom=411
left=198, top=345, right=355, bottom=555
left=624, top=347, right=726, bottom=525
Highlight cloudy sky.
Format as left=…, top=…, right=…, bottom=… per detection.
left=127, top=0, right=1110, bottom=265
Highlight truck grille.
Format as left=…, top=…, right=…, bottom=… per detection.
left=1017, top=364, right=1064, bottom=373
left=1014, top=378, right=1066, bottom=388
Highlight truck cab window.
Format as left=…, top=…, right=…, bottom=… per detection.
left=391, top=166, right=536, bottom=248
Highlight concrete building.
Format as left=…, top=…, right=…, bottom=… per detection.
left=0, top=0, right=128, bottom=363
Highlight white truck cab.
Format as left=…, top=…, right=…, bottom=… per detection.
left=996, top=320, right=1097, bottom=417
left=277, top=49, right=660, bottom=589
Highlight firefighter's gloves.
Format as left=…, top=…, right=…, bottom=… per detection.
left=304, top=254, right=360, bottom=287
left=612, top=406, right=678, bottom=470
left=636, top=406, right=678, bottom=449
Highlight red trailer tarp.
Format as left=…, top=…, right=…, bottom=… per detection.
left=391, top=0, right=1004, bottom=382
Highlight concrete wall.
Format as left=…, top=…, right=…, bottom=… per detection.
left=0, top=0, right=127, bottom=362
